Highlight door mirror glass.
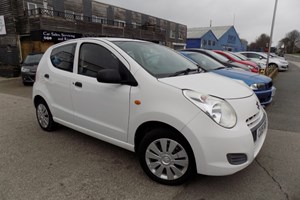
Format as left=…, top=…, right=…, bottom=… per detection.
left=97, top=69, right=122, bottom=84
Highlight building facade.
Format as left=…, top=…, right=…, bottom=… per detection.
left=186, top=30, right=217, bottom=50
left=187, top=26, right=246, bottom=52
left=0, top=0, right=187, bottom=76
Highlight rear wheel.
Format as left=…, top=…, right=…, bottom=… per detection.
left=36, top=100, right=56, bottom=131
left=138, top=128, right=195, bottom=185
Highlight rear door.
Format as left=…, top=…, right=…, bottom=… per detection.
left=45, top=43, right=77, bottom=123
left=71, top=40, right=131, bottom=142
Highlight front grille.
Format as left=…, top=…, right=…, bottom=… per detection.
left=246, top=111, right=262, bottom=129
left=227, top=153, right=248, bottom=165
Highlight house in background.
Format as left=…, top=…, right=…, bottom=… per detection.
left=186, top=29, right=217, bottom=49
left=187, top=26, right=246, bottom=52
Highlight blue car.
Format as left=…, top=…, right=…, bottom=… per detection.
left=180, top=51, right=276, bottom=105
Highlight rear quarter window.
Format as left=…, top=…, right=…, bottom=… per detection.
left=50, top=43, right=76, bottom=72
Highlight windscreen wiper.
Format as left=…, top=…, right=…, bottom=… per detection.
left=169, top=68, right=199, bottom=77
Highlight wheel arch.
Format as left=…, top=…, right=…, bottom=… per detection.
left=33, top=95, right=46, bottom=108
left=134, top=121, right=195, bottom=162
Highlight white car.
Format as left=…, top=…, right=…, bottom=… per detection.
left=33, top=38, right=268, bottom=185
left=239, top=51, right=288, bottom=71
left=232, top=52, right=267, bottom=70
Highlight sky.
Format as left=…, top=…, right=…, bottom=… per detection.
left=97, top=0, right=300, bottom=46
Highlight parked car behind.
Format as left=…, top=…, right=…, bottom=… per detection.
left=269, top=52, right=286, bottom=61
left=21, top=53, right=44, bottom=85
left=33, top=38, right=268, bottom=185
left=180, top=51, right=276, bottom=105
left=230, top=52, right=267, bottom=72
left=181, top=49, right=251, bottom=72
left=239, top=51, right=288, bottom=71
left=213, top=50, right=259, bottom=73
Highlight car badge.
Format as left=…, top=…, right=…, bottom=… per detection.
left=256, top=101, right=260, bottom=110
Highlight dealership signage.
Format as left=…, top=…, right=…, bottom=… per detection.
left=31, top=30, right=82, bottom=42
left=0, top=15, right=7, bottom=35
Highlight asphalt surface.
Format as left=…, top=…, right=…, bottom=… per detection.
left=0, top=56, right=299, bottom=200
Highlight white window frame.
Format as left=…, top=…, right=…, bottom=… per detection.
left=178, top=32, right=183, bottom=40
left=92, top=16, right=108, bottom=24
left=170, top=30, right=175, bottom=39
left=114, top=19, right=126, bottom=27
left=27, top=2, right=37, bottom=10
left=27, top=2, right=38, bottom=15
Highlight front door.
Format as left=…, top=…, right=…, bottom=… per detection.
left=71, top=41, right=131, bottom=142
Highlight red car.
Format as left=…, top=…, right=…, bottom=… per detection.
left=213, top=50, right=259, bottom=73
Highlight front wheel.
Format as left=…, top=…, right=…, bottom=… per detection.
left=138, top=128, right=195, bottom=185
left=36, top=100, right=56, bottom=131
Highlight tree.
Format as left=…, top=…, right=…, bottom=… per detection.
left=278, top=30, right=300, bottom=53
left=248, top=34, right=270, bottom=51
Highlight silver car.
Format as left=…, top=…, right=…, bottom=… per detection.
left=239, top=51, right=288, bottom=71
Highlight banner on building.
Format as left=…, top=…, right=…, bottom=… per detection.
left=31, top=30, right=82, bottom=42
left=0, top=15, right=7, bottom=35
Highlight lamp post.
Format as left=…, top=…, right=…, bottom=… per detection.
left=266, top=0, right=279, bottom=72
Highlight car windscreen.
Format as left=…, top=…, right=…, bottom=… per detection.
left=181, top=52, right=225, bottom=71
left=113, top=41, right=198, bottom=78
left=226, top=52, right=243, bottom=61
left=232, top=52, right=248, bottom=61
left=205, top=50, right=230, bottom=62
left=24, top=54, right=43, bottom=65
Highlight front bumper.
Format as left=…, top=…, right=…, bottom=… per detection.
left=21, top=72, right=36, bottom=83
left=278, top=63, right=288, bottom=71
left=255, top=86, right=276, bottom=105
left=181, top=94, right=267, bottom=176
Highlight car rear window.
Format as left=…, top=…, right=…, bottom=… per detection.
left=50, top=43, right=76, bottom=72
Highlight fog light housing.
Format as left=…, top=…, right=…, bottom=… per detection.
left=227, top=153, right=248, bottom=165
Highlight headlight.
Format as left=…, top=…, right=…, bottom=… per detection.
left=249, top=83, right=265, bottom=90
left=183, top=90, right=237, bottom=128
left=21, top=67, right=30, bottom=73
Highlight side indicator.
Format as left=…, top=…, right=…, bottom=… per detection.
left=134, top=100, right=141, bottom=105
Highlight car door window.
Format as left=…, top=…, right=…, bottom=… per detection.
left=50, top=43, right=76, bottom=72
left=78, top=43, right=120, bottom=78
left=249, top=53, right=262, bottom=59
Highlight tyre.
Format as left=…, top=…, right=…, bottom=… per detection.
left=138, top=128, right=195, bottom=185
left=36, top=100, right=56, bottom=131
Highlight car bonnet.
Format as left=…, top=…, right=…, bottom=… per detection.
left=214, top=69, right=272, bottom=86
left=158, top=72, right=253, bottom=99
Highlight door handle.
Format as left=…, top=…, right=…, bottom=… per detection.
left=74, top=82, right=82, bottom=88
left=44, top=74, right=49, bottom=79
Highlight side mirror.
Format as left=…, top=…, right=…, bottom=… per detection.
left=97, top=69, right=122, bottom=84
left=259, top=56, right=263, bottom=60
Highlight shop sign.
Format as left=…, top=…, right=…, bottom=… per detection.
left=42, top=31, right=82, bottom=42
left=31, top=30, right=82, bottom=42
left=0, top=15, right=7, bottom=35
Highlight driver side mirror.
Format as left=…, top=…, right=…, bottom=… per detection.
left=96, top=69, right=138, bottom=86
left=97, top=69, right=122, bottom=84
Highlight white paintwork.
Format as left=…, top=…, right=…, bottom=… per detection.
left=240, top=51, right=289, bottom=71
left=33, top=38, right=268, bottom=177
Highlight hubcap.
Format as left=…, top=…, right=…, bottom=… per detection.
left=37, top=104, right=49, bottom=128
left=145, top=138, right=189, bottom=180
